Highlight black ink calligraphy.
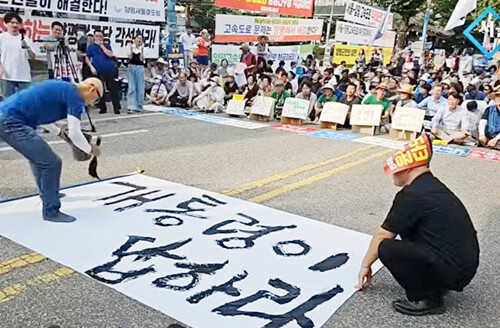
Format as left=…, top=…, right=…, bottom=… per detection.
left=309, top=253, right=349, bottom=272
left=187, top=271, right=249, bottom=304
left=273, top=240, right=311, bottom=257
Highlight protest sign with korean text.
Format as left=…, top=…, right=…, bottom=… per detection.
left=0, top=0, right=165, bottom=22
left=251, top=96, right=275, bottom=117
left=282, top=98, right=310, bottom=120
left=319, top=103, right=349, bottom=125
left=344, top=0, right=393, bottom=30
left=225, top=99, right=246, bottom=116
left=215, top=14, right=323, bottom=43
left=0, top=15, right=160, bottom=59
left=333, top=45, right=392, bottom=65
left=0, top=174, right=382, bottom=328
left=391, top=107, right=425, bottom=132
left=350, top=105, right=383, bottom=127
left=335, top=21, right=396, bottom=48
left=215, top=0, right=314, bottom=18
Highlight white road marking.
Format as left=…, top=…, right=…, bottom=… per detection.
left=82, top=112, right=163, bottom=124
left=0, top=129, right=149, bottom=152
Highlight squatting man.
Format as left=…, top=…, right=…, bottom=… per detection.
left=356, top=134, right=479, bottom=316
left=0, top=78, right=103, bottom=223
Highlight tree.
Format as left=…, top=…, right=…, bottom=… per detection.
left=370, top=0, right=426, bottom=48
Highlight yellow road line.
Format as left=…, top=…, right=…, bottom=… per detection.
left=221, top=145, right=377, bottom=196
left=0, top=267, right=74, bottom=303
left=0, top=253, right=46, bottom=275
left=249, top=149, right=393, bottom=203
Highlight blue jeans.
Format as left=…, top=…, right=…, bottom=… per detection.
left=2, top=80, right=30, bottom=98
left=0, top=112, right=62, bottom=217
left=127, top=64, right=145, bottom=111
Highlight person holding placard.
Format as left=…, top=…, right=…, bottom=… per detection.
left=243, top=74, right=260, bottom=107
left=393, top=84, right=417, bottom=110
left=312, top=83, right=338, bottom=122
left=271, top=80, right=291, bottom=119
left=295, top=81, right=317, bottom=120
left=340, top=83, right=361, bottom=126
left=362, top=83, right=391, bottom=131
left=357, top=134, right=479, bottom=316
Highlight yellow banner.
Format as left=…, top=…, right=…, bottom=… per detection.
left=333, top=45, right=393, bottom=66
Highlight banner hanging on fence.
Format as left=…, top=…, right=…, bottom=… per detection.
left=333, top=45, right=392, bottom=65
left=335, top=20, right=396, bottom=48
left=215, top=0, right=314, bottom=18
left=215, top=14, right=323, bottom=43
left=0, top=15, right=160, bottom=59
left=344, top=0, right=393, bottom=30
left=0, top=0, right=165, bottom=22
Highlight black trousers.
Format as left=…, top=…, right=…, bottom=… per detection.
left=98, top=69, right=121, bottom=113
left=169, top=91, right=189, bottom=108
left=378, top=239, right=475, bottom=302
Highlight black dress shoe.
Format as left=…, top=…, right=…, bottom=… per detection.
left=99, top=110, right=107, bottom=114
left=392, top=298, right=445, bottom=316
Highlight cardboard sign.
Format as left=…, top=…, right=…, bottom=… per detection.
left=350, top=105, right=383, bottom=126
left=319, top=103, right=349, bottom=125
left=225, top=99, right=246, bottom=116
left=0, top=174, right=382, bottom=328
left=282, top=98, right=310, bottom=120
left=391, top=107, right=425, bottom=132
left=251, top=96, right=275, bottom=117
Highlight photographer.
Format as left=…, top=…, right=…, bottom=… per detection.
left=0, top=12, right=36, bottom=97
left=43, top=21, right=64, bottom=79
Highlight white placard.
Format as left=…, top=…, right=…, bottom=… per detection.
left=215, top=14, right=323, bottom=43
left=225, top=99, right=246, bottom=116
left=350, top=105, right=383, bottom=126
left=0, top=174, right=382, bottom=328
left=282, top=98, right=310, bottom=120
left=251, top=96, right=275, bottom=117
left=344, top=0, right=393, bottom=30
left=335, top=21, right=396, bottom=48
left=391, top=107, right=426, bottom=132
left=0, top=0, right=165, bottom=22
left=319, top=102, right=349, bottom=125
left=0, top=15, right=160, bottom=59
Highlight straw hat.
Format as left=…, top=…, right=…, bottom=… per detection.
left=375, top=82, right=389, bottom=91
left=156, top=58, right=168, bottom=65
left=322, top=83, right=335, bottom=91
left=493, top=85, right=500, bottom=96
left=397, top=84, right=415, bottom=96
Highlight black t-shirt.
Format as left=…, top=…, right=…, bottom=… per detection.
left=382, top=172, right=479, bottom=271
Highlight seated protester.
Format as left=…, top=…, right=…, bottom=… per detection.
left=243, top=74, right=260, bottom=107
left=393, top=84, right=417, bottom=114
left=217, top=59, right=229, bottom=77
left=340, top=83, right=362, bottom=125
left=223, top=74, right=240, bottom=103
left=312, top=83, right=338, bottom=122
left=147, top=75, right=168, bottom=105
left=275, top=60, right=286, bottom=76
left=193, top=76, right=225, bottom=113
left=460, top=101, right=483, bottom=146
left=478, top=88, right=500, bottom=150
left=415, top=84, right=431, bottom=104
left=189, top=74, right=202, bottom=98
left=151, top=58, right=172, bottom=91
left=271, top=79, right=291, bottom=119
left=165, top=72, right=194, bottom=108
left=418, top=84, right=448, bottom=130
left=310, top=72, right=322, bottom=94
left=465, top=84, right=486, bottom=101
left=430, top=91, right=467, bottom=144
left=288, top=71, right=299, bottom=95
left=295, top=81, right=318, bottom=120
left=363, top=83, right=391, bottom=131
left=357, top=135, right=479, bottom=316
left=258, top=75, right=273, bottom=97
left=168, top=59, right=181, bottom=80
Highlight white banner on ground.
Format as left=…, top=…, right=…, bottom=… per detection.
left=282, top=98, right=310, bottom=120
left=335, top=21, right=396, bottom=48
left=344, top=0, right=393, bottom=30
left=211, top=44, right=302, bottom=71
left=214, top=14, right=324, bottom=43
left=0, top=15, right=160, bottom=59
left=0, top=0, right=165, bottom=22
left=0, top=174, right=382, bottom=328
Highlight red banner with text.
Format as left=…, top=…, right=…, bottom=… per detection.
left=215, top=0, right=314, bottom=18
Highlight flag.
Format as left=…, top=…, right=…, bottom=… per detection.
left=444, top=0, right=477, bottom=31
left=483, top=13, right=493, bottom=51
left=370, top=5, right=391, bottom=46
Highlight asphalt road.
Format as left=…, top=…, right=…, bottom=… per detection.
left=0, top=108, right=499, bottom=328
